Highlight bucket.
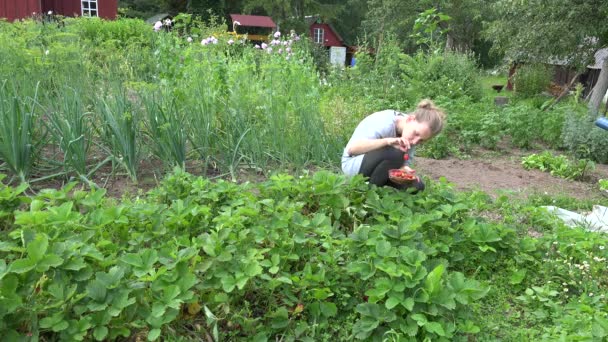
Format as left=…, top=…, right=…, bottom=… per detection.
left=596, top=117, right=608, bottom=131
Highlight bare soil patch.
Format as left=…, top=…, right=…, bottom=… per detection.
left=415, top=152, right=608, bottom=200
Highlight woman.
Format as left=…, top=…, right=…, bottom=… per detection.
left=341, top=99, right=445, bottom=191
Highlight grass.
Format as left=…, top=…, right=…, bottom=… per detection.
left=480, top=74, right=512, bottom=99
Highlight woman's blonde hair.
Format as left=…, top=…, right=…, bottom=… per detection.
left=412, top=99, right=445, bottom=136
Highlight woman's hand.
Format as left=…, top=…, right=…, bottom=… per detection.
left=386, top=137, right=411, bottom=152
left=401, top=166, right=415, bottom=174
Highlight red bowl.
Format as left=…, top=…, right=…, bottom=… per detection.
left=388, top=169, right=417, bottom=184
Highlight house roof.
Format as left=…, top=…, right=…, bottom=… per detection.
left=229, top=14, right=276, bottom=28
left=305, top=15, right=344, bottom=43
left=588, top=48, right=608, bottom=69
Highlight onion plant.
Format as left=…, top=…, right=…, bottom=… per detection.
left=142, top=92, right=187, bottom=169
left=44, top=86, right=94, bottom=180
left=0, top=81, right=37, bottom=183
left=95, top=84, right=140, bottom=182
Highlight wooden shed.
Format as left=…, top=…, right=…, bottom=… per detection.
left=0, top=0, right=117, bottom=21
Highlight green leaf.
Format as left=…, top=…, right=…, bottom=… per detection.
left=385, top=296, right=400, bottom=310
left=148, top=328, right=161, bottom=341
left=8, top=258, right=36, bottom=274
left=221, top=275, right=236, bottom=292
left=424, top=264, right=445, bottom=295
left=40, top=312, right=64, bottom=328
left=402, top=297, right=415, bottom=311
left=270, top=307, right=289, bottom=329
left=375, top=240, right=392, bottom=257
left=411, top=313, right=427, bottom=326
left=121, top=253, right=142, bottom=268
left=320, top=302, right=337, bottom=317
left=26, top=234, right=48, bottom=262
left=93, top=326, right=108, bottom=341
left=424, top=322, right=446, bottom=336
left=87, top=280, right=107, bottom=302
left=36, top=254, right=64, bottom=272
left=509, top=269, right=527, bottom=285
left=52, top=320, right=69, bottom=332
left=63, top=257, right=87, bottom=271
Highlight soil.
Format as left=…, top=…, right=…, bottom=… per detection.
left=415, top=150, right=608, bottom=200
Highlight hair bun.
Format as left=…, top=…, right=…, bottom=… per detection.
left=417, top=99, right=435, bottom=110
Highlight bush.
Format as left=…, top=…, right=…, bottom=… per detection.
left=400, top=51, right=483, bottom=102
left=562, top=112, right=608, bottom=163
left=513, top=64, right=551, bottom=98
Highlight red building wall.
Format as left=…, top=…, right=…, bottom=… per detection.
left=0, top=0, right=41, bottom=21
left=0, top=0, right=117, bottom=21
left=309, top=23, right=342, bottom=47
left=42, top=0, right=117, bottom=19
left=41, top=0, right=79, bottom=17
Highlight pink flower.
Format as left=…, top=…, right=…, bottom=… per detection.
left=274, top=31, right=281, bottom=38
left=261, top=43, right=268, bottom=50
left=294, top=35, right=300, bottom=41
left=254, top=44, right=261, bottom=49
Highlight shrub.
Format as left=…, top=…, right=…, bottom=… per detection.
left=400, top=51, right=483, bottom=102
left=562, top=111, right=608, bottom=163
left=513, top=64, right=551, bottom=98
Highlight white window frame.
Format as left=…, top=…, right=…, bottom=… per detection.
left=81, top=0, right=99, bottom=17
left=313, top=28, right=325, bottom=44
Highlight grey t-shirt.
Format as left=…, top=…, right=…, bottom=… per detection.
left=341, top=109, right=415, bottom=176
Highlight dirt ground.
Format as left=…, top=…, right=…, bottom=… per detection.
left=415, top=152, right=608, bottom=200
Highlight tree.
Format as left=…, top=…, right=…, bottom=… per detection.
left=485, top=0, right=608, bottom=115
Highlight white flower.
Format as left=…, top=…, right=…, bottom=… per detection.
left=267, top=47, right=273, bottom=53
left=254, top=44, right=260, bottom=49
left=563, top=288, right=569, bottom=292
left=44, top=50, right=49, bottom=55
left=589, top=293, right=594, bottom=297
left=261, top=43, right=268, bottom=50
left=164, top=18, right=172, bottom=26
left=274, top=31, right=281, bottom=38
left=187, top=37, right=193, bottom=43
left=228, top=39, right=234, bottom=45
left=48, top=11, right=53, bottom=15
left=154, top=21, right=163, bottom=32
left=600, top=246, right=605, bottom=250
left=201, top=38, right=209, bottom=45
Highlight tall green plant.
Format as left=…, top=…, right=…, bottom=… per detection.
left=44, top=87, right=94, bottom=179
left=96, top=85, right=140, bottom=181
left=143, top=92, right=187, bottom=169
left=0, top=82, right=38, bottom=182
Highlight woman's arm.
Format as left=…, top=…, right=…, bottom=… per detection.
left=347, top=137, right=409, bottom=156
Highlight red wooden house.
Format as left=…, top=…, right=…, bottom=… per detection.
left=306, top=16, right=354, bottom=66
left=0, top=0, right=117, bottom=21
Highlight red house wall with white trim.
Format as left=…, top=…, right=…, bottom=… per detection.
left=309, top=23, right=342, bottom=47
left=0, top=0, right=117, bottom=21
